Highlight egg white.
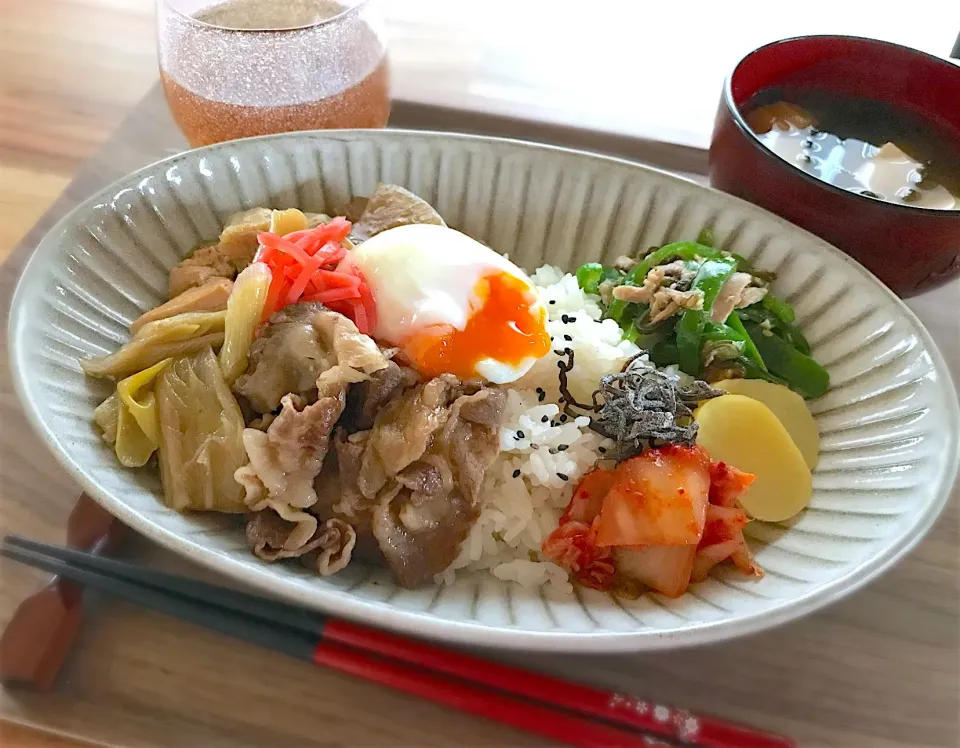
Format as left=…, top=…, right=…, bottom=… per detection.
left=474, top=356, right=542, bottom=384
left=344, top=224, right=545, bottom=382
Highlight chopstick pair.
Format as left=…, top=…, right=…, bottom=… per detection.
left=1, top=535, right=794, bottom=748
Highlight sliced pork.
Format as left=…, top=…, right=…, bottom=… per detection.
left=341, top=360, right=421, bottom=433
left=372, top=485, right=478, bottom=589
left=246, top=510, right=357, bottom=575
left=236, top=392, right=344, bottom=512
left=329, top=377, right=506, bottom=587
left=234, top=302, right=389, bottom=413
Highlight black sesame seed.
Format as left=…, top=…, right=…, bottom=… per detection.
left=538, top=390, right=546, bottom=402
left=512, top=469, right=521, bottom=478
left=567, top=315, right=577, bottom=323
left=561, top=314, right=570, bottom=323
left=541, top=415, right=549, bottom=423
left=560, top=414, right=568, bottom=422
left=536, top=387, right=545, bottom=393
left=556, top=361, right=564, bottom=368
left=549, top=299, right=556, bottom=305
left=548, top=447, right=558, bottom=454
left=553, top=349, right=565, bottom=356
left=531, top=444, right=539, bottom=450
left=598, top=446, right=607, bottom=453
left=558, top=444, right=569, bottom=452
left=516, top=430, right=525, bottom=439
left=557, top=472, right=569, bottom=481
left=563, top=334, right=572, bottom=342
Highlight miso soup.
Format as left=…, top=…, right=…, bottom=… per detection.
left=745, top=89, right=960, bottom=210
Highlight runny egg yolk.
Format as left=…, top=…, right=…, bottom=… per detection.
left=402, top=271, right=551, bottom=381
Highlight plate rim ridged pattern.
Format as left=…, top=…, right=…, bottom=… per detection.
left=8, top=129, right=960, bottom=653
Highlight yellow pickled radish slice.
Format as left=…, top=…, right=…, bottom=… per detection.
left=695, top=394, right=812, bottom=522
left=712, top=378, right=820, bottom=470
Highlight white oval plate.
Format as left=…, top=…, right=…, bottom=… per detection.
left=9, top=131, right=959, bottom=652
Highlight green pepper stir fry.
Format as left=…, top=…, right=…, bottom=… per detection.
left=577, top=236, right=830, bottom=399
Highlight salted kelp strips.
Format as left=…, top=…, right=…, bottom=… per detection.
left=558, top=351, right=724, bottom=460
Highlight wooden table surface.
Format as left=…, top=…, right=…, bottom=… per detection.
left=4, top=0, right=959, bottom=259
left=2, top=3, right=959, bottom=747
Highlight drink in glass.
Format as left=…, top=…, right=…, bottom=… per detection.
left=158, top=0, right=390, bottom=146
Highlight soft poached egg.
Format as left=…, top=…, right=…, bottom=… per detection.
left=342, top=224, right=550, bottom=383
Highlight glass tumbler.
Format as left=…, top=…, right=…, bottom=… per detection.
left=157, top=0, right=390, bottom=147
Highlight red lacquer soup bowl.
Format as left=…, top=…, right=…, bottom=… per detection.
left=709, top=35, right=960, bottom=297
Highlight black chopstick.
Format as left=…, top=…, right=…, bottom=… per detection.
left=5, top=535, right=324, bottom=639
left=1, top=535, right=794, bottom=748
left=1, top=540, right=317, bottom=659
left=0, top=536, right=670, bottom=747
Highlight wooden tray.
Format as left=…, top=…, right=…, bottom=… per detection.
left=1, top=86, right=958, bottom=748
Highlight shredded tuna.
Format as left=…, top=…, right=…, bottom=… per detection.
left=611, top=260, right=697, bottom=311
left=612, top=284, right=649, bottom=303
left=711, top=272, right=768, bottom=322
left=736, top=285, right=769, bottom=309
left=613, top=255, right=637, bottom=272
left=597, top=279, right=617, bottom=305
left=649, top=286, right=704, bottom=322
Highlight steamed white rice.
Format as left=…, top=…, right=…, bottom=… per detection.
left=435, top=266, right=645, bottom=594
